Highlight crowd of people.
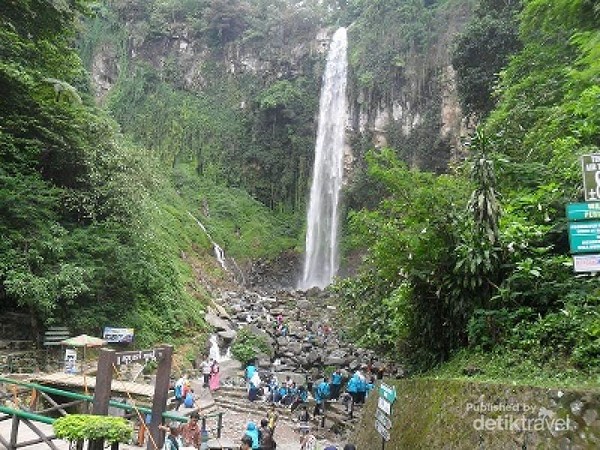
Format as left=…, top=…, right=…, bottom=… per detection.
left=161, top=316, right=380, bottom=450
left=236, top=359, right=377, bottom=450
left=172, top=357, right=221, bottom=411
left=244, top=363, right=376, bottom=413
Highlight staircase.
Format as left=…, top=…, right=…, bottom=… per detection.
left=211, top=385, right=363, bottom=445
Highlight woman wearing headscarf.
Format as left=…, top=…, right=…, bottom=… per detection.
left=243, top=421, right=260, bottom=449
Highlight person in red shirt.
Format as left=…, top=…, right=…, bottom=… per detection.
left=180, top=412, right=202, bottom=448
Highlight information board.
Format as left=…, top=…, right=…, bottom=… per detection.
left=573, top=254, right=600, bottom=273
left=566, top=203, right=600, bottom=221
left=568, top=221, right=600, bottom=253
left=375, top=382, right=395, bottom=444
left=103, top=327, right=134, bottom=343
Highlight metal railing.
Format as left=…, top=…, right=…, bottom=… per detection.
left=0, top=377, right=225, bottom=450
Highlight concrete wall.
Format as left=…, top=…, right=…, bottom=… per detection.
left=352, top=378, right=600, bottom=449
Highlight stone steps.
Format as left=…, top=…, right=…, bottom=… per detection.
left=212, top=385, right=362, bottom=436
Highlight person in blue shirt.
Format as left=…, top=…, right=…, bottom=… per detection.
left=313, top=379, right=330, bottom=416
left=245, top=363, right=257, bottom=382
left=283, top=382, right=297, bottom=406
left=243, top=421, right=260, bottom=449
left=267, top=376, right=278, bottom=403
left=183, top=388, right=196, bottom=408
left=356, top=372, right=367, bottom=404
left=346, top=372, right=360, bottom=404
left=330, top=369, right=343, bottom=400
left=277, top=384, right=288, bottom=405
left=246, top=363, right=259, bottom=401
left=290, top=385, right=308, bottom=412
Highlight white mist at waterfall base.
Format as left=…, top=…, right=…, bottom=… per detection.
left=299, top=27, right=348, bottom=290
left=209, top=334, right=231, bottom=363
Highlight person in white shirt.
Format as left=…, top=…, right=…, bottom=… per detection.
left=201, top=357, right=212, bottom=388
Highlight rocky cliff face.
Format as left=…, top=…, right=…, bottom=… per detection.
left=86, top=3, right=471, bottom=170
left=345, top=3, right=473, bottom=168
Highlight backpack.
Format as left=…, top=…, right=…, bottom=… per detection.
left=164, top=436, right=180, bottom=450
left=260, top=427, right=276, bottom=449
left=318, top=382, right=330, bottom=399
left=174, top=384, right=183, bottom=400
left=183, top=391, right=194, bottom=408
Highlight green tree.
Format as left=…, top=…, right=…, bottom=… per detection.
left=451, top=0, right=521, bottom=119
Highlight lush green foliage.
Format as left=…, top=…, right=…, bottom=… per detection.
left=334, top=148, right=472, bottom=368
left=230, top=327, right=272, bottom=365
left=451, top=0, right=521, bottom=119
left=53, top=415, right=132, bottom=442
left=0, top=0, right=209, bottom=345
left=336, top=0, right=600, bottom=378
left=4, top=0, right=599, bottom=385
left=79, top=0, right=324, bottom=213
left=173, top=165, right=299, bottom=260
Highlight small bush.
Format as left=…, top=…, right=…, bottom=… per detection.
left=231, top=327, right=271, bottom=365
left=53, top=415, right=133, bottom=443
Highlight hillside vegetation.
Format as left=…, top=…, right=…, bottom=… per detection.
left=335, top=0, right=600, bottom=383
left=0, top=0, right=298, bottom=346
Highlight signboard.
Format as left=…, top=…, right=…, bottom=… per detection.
left=114, top=348, right=165, bottom=366
left=103, top=327, right=134, bottom=343
left=582, top=154, right=600, bottom=201
left=378, top=396, right=392, bottom=415
left=376, top=383, right=394, bottom=446
left=379, top=383, right=397, bottom=403
left=568, top=221, right=600, bottom=253
left=573, top=254, right=600, bottom=273
left=375, top=420, right=391, bottom=441
left=566, top=203, right=600, bottom=221
left=376, top=409, right=392, bottom=429
left=64, top=348, right=77, bottom=374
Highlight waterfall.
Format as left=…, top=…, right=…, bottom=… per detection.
left=300, top=27, right=348, bottom=290
left=209, top=334, right=230, bottom=363
left=188, top=211, right=228, bottom=271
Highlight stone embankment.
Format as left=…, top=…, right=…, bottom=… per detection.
left=0, top=312, right=39, bottom=373
left=352, top=378, right=600, bottom=450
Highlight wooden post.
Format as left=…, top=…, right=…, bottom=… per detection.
left=92, top=349, right=115, bottom=415
left=147, top=345, right=173, bottom=450
left=217, top=412, right=223, bottom=438
left=89, top=349, right=115, bottom=450
left=9, top=415, right=19, bottom=450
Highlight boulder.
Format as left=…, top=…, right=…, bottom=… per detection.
left=205, top=313, right=231, bottom=331
left=218, top=330, right=237, bottom=342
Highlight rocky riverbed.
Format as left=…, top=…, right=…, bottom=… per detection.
left=204, top=286, right=400, bottom=380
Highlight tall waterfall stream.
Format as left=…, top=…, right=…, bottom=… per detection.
left=300, top=27, right=348, bottom=289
